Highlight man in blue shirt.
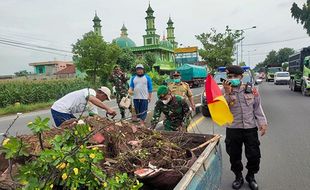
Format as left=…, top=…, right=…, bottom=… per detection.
left=128, top=64, right=152, bottom=126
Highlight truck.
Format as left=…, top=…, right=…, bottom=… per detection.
left=177, top=64, right=207, bottom=87
left=265, top=67, right=283, bottom=82
left=289, top=47, right=310, bottom=96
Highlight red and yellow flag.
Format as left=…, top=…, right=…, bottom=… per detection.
left=205, top=74, right=233, bottom=126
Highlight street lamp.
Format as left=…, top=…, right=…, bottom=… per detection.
left=239, top=26, right=256, bottom=64
left=247, top=49, right=257, bottom=68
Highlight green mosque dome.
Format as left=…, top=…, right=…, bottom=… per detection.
left=159, top=36, right=173, bottom=49
left=114, top=24, right=136, bottom=48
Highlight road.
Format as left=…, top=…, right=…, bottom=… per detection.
left=188, top=82, right=310, bottom=190
left=0, top=87, right=203, bottom=139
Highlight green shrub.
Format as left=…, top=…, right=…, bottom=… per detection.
left=147, top=70, right=169, bottom=87
left=0, top=79, right=91, bottom=108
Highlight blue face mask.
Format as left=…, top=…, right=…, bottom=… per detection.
left=174, top=79, right=181, bottom=83
left=229, top=79, right=241, bottom=87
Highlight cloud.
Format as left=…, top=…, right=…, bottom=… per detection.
left=0, top=0, right=309, bottom=74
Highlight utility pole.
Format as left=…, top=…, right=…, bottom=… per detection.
left=238, top=26, right=257, bottom=64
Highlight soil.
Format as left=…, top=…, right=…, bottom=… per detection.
left=0, top=116, right=211, bottom=190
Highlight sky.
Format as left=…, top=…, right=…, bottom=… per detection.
left=1, top=0, right=310, bottom=75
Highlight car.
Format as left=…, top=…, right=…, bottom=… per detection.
left=201, top=66, right=254, bottom=117
left=274, top=71, right=290, bottom=85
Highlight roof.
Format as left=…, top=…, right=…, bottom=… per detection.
left=175, top=47, right=198, bottom=53
left=29, top=61, right=73, bottom=66
left=131, top=44, right=174, bottom=53
left=114, top=37, right=136, bottom=48
left=55, top=65, right=76, bottom=75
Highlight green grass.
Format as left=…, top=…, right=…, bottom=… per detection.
left=0, top=101, right=54, bottom=117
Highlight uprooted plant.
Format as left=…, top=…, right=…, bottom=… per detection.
left=0, top=117, right=142, bottom=190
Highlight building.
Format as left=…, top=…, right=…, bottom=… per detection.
left=29, top=61, right=73, bottom=76
left=93, top=3, right=178, bottom=73
left=55, top=64, right=76, bottom=78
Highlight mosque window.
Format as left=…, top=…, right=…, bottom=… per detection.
left=147, top=38, right=152, bottom=44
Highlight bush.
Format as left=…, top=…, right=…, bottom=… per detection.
left=0, top=79, right=91, bottom=108
left=147, top=70, right=169, bottom=87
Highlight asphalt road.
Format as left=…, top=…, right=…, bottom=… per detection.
left=0, top=87, right=203, bottom=140
left=188, top=82, right=310, bottom=190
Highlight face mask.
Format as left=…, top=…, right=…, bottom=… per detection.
left=162, top=96, right=172, bottom=105
left=229, top=78, right=241, bottom=87
left=174, top=79, right=181, bottom=83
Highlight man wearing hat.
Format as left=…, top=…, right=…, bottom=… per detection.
left=128, top=64, right=153, bottom=126
left=51, top=87, right=116, bottom=127
left=168, top=71, right=195, bottom=111
left=150, top=85, right=190, bottom=131
left=222, top=65, right=268, bottom=190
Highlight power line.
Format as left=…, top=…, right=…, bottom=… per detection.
left=243, top=36, right=309, bottom=46
left=0, top=41, right=69, bottom=56
left=0, top=37, right=72, bottom=53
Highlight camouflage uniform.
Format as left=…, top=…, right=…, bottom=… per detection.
left=168, top=82, right=193, bottom=100
left=151, top=95, right=190, bottom=131
left=110, top=70, right=130, bottom=118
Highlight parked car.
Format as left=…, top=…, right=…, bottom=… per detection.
left=201, top=66, right=254, bottom=117
left=274, top=72, right=290, bottom=85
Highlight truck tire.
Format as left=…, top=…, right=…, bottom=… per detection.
left=201, top=105, right=211, bottom=117
left=301, top=83, right=309, bottom=96
left=289, top=80, right=293, bottom=91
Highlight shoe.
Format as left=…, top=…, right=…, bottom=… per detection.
left=246, top=175, right=259, bottom=190
left=232, top=175, right=244, bottom=189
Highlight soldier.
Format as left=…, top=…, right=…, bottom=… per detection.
left=222, top=65, right=268, bottom=190
left=150, top=85, right=190, bottom=131
left=168, top=71, right=196, bottom=111
left=110, top=65, right=130, bottom=119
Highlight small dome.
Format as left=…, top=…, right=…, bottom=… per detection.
left=114, top=37, right=136, bottom=48
left=113, top=24, right=136, bottom=48
left=160, top=39, right=173, bottom=49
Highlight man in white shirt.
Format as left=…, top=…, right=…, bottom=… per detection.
left=51, top=86, right=116, bottom=127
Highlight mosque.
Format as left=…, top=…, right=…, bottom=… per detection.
left=92, top=3, right=178, bottom=72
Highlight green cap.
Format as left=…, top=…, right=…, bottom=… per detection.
left=157, top=85, right=169, bottom=98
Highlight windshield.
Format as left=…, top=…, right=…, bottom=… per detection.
left=214, top=71, right=252, bottom=84
left=276, top=73, right=289, bottom=77
left=214, top=72, right=227, bottom=83
left=268, top=67, right=282, bottom=73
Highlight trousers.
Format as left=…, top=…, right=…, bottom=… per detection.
left=225, top=127, right=261, bottom=175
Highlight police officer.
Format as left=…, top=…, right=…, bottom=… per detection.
left=110, top=65, right=130, bottom=119
left=150, top=85, right=190, bottom=131
left=168, top=71, right=195, bottom=111
left=222, top=65, right=268, bottom=190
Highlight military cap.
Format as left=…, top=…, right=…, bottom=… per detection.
left=226, top=65, right=244, bottom=75
left=157, top=85, right=169, bottom=98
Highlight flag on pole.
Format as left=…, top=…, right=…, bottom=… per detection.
left=205, top=74, right=233, bottom=126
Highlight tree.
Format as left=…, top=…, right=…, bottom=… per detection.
left=116, top=48, right=136, bottom=72
left=14, top=70, right=29, bottom=77
left=291, top=1, right=310, bottom=36
left=277, top=48, right=295, bottom=64
left=143, top=52, right=156, bottom=69
left=72, top=32, right=122, bottom=85
left=239, top=62, right=246, bottom=66
left=263, top=50, right=278, bottom=67
left=196, top=26, right=243, bottom=70
left=282, top=62, right=289, bottom=71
